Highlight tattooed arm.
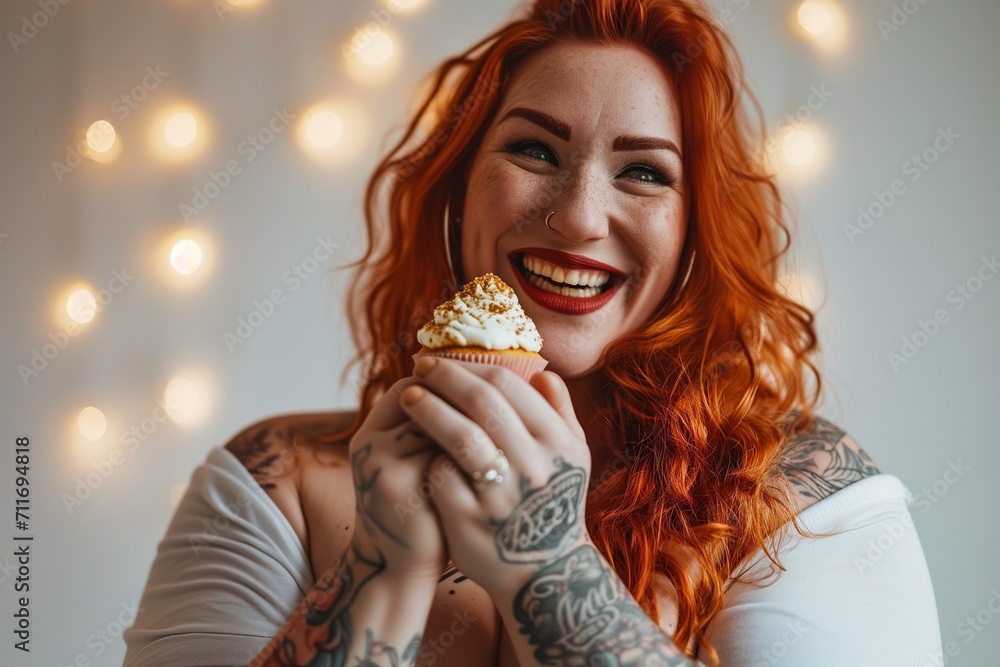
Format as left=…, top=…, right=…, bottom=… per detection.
left=482, top=461, right=700, bottom=667
left=250, top=543, right=436, bottom=667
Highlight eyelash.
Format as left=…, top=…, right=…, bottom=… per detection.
left=501, top=139, right=678, bottom=187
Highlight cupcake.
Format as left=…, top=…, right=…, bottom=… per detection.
left=414, top=273, right=547, bottom=381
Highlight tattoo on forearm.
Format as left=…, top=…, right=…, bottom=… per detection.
left=512, top=545, right=690, bottom=666
left=495, top=458, right=585, bottom=564
left=261, top=542, right=421, bottom=666
left=777, top=416, right=881, bottom=502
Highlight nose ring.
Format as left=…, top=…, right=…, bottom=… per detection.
left=544, top=210, right=556, bottom=232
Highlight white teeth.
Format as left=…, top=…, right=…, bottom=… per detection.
left=527, top=273, right=602, bottom=298
left=521, top=254, right=612, bottom=288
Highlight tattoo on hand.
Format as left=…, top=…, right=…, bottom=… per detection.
left=495, top=457, right=585, bottom=564
left=351, top=442, right=406, bottom=548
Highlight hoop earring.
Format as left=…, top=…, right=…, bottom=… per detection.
left=677, top=249, right=695, bottom=293
left=442, top=200, right=459, bottom=285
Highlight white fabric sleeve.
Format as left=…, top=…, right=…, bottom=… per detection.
left=123, top=446, right=315, bottom=667
left=699, top=474, right=942, bottom=666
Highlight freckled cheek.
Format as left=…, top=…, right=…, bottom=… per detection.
left=627, top=207, right=686, bottom=300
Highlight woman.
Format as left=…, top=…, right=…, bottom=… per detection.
left=123, top=0, right=942, bottom=665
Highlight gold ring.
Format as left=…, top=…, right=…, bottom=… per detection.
left=469, top=449, right=509, bottom=491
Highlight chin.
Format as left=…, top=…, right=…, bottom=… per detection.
left=538, top=346, right=603, bottom=380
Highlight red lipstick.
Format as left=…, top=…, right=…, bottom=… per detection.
left=508, top=254, right=626, bottom=315
left=510, top=247, right=625, bottom=276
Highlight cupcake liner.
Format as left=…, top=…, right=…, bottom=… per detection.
left=412, top=350, right=548, bottom=382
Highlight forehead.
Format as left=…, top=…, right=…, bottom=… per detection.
left=497, top=41, right=681, bottom=134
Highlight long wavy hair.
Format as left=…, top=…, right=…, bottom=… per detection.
left=327, top=0, right=824, bottom=662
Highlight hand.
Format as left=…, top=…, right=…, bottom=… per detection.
left=398, top=356, right=593, bottom=601
left=348, top=376, right=449, bottom=585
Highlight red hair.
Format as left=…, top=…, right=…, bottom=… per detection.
left=329, top=0, right=823, bottom=662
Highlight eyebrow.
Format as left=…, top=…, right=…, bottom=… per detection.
left=499, top=106, right=682, bottom=159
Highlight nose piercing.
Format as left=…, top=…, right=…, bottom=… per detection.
left=544, top=210, right=556, bottom=232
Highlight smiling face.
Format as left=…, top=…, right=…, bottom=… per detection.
left=460, top=41, right=688, bottom=378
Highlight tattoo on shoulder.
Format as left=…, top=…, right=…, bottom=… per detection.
left=226, top=425, right=296, bottom=491
left=777, top=415, right=881, bottom=503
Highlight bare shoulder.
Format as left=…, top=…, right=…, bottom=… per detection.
left=223, top=410, right=356, bottom=487
left=776, top=413, right=882, bottom=513
left=223, top=410, right=358, bottom=575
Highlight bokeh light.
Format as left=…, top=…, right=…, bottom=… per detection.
left=67, top=288, right=97, bottom=324
left=304, top=110, right=344, bottom=148
left=782, top=128, right=817, bottom=166
left=798, top=1, right=832, bottom=34
left=296, top=101, right=368, bottom=165
left=343, top=27, right=401, bottom=85
left=169, top=239, right=203, bottom=275
left=791, top=0, right=847, bottom=52
left=86, top=120, right=116, bottom=153
left=164, top=112, right=198, bottom=148
left=151, top=104, right=208, bottom=161
left=77, top=406, right=108, bottom=441
left=162, top=374, right=214, bottom=426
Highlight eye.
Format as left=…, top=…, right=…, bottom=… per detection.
left=502, top=140, right=558, bottom=166
left=619, top=164, right=677, bottom=187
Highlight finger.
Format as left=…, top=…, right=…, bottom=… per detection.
left=385, top=421, right=436, bottom=459
left=411, top=357, right=534, bottom=453
left=530, top=371, right=586, bottom=440
left=414, top=356, right=561, bottom=441
left=399, top=381, right=510, bottom=475
left=364, top=376, right=422, bottom=431
left=425, top=453, right=478, bottom=516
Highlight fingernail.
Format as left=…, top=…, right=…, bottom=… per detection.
left=414, top=355, right=438, bottom=376
left=401, top=385, right=426, bottom=405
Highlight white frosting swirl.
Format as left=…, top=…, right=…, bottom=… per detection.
left=417, top=273, right=543, bottom=352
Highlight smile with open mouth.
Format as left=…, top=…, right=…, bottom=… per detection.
left=509, top=249, right=627, bottom=315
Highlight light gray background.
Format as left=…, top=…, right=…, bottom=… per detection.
left=1, top=0, right=997, bottom=665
